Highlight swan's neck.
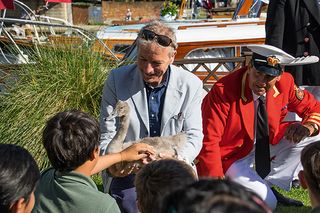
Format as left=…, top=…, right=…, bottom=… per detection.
left=108, top=114, right=130, bottom=152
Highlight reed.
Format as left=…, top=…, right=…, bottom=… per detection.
left=0, top=43, right=116, bottom=169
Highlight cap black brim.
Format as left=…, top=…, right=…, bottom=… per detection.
left=253, top=65, right=281, bottom=77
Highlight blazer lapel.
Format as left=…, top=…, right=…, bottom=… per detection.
left=129, top=66, right=149, bottom=132
left=239, top=71, right=254, bottom=141
left=266, top=86, right=283, bottom=142
left=161, top=67, right=183, bottom=134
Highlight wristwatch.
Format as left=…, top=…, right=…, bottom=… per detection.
left=311, top=123, right=319, bottom=131
left=309, top=123, right=319, bottom=135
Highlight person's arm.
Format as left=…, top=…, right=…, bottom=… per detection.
left=284, top=122, right=318, bottom=143
left=285, top=75, right=320, bottom=143
left=91, top=143, right=155, bottom=175
left=197, top=81, right=230, bottom=178
left=265, top=0, right=286, bottom=47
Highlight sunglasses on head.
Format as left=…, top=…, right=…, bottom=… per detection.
left=141, top=29, right=172, bottom=47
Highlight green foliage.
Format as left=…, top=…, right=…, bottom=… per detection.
left=0, top=43, right=117, bottom=169
left=160, top=1, right=179, bottom=17
left=92, top=174, right=104, bottom=192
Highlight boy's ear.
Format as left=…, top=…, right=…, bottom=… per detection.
left=298, top=170, right=308, bottom=189
left=90, top=147, right=100, bottom=161
left=10, top=197, right=26, bottom=213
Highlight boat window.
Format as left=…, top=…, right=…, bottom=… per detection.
left=113, top=44, right=132, bottom=55
left=232, top=0, right=265, bottom=19
left=184, top=47, right=235, bottom=72
left=122, top=40, right=138, bottom=62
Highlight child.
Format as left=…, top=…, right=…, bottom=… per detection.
left=33, top=110, right=154, bottom=213
left=135, top=159, right=197, bottom=213
left=299, top=142, right=320, bottom=212
left=0, top=144, right=40, bottom=213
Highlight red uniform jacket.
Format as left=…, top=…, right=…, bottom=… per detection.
left=197, top=67, right=320, bottom=177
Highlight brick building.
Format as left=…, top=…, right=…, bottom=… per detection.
left=6, top=0, right=72, bottom=23
left=6, top=0, right=165, bottom=25
left=101, top=1, right=163, bottom=24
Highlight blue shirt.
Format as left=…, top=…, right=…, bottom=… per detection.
left=145, top=68, right=170, bottom=137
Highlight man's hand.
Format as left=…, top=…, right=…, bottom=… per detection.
left=284, top=122, right=314, bottom=143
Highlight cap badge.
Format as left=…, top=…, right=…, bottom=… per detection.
left=267, top=56, right=280, bottom=67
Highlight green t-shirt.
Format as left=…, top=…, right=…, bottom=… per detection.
left=311, top=206, right=320, bottom=213
left=32, top=168, right=120, bottom=213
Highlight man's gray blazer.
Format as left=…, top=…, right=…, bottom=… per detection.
left=99, top=64, right=203, bottom=164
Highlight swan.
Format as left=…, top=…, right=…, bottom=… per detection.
left=106, top=100, right=187, bottom=175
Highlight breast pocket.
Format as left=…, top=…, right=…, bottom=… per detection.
left=170, top=112, right=185, bottom=133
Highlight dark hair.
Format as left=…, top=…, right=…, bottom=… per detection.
left=135, top=159, right=196, bottom=213
left=161, top=178, right=272, bottom=213
left=42, top=110, right=100, bottom=172
left=301, top=142, right=320, bottom=195
left=0, top=144, right=40, bottom=212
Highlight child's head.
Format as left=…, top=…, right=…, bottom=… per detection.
left=299, top=142, right=320, bottom=201
left=0, top=144, right=40, bottom=213
left=43, top=110, right=100, bottom=172
left=134, top=159, right=197, bottom=213
left=161, top=178, right=271, bottom=213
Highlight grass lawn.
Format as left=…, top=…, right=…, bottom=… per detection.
left=92, top=174, right=312, bottom=213
left=275, top=187, right=312, bottom=213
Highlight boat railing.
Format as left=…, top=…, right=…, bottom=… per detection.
left=0, top=0, right=120, bottom=65
left=173, top=52, right=252, bottom=91
left=0, top=17, right=120, bottom=64
left=0, top=17, right=92, bottom=41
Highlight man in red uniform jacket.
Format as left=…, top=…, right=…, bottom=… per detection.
left=198, top=44, right=320, bottom=210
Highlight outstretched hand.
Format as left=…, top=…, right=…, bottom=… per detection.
left=284, top=122, right=313, bottom=143
left=120, top=143, right=155, bottom=162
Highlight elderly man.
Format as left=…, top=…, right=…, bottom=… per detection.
left=99, top=21, right=203, bottom=213
left=197, top=44, right=320, bottom=210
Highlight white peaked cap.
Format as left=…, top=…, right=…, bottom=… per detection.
left=247, top=44, right=319, bottom=66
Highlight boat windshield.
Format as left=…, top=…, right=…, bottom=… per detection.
left=232, top=0, right=265, bottom=19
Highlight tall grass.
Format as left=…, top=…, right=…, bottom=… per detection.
left=0, top=44, right=117, bottom=169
